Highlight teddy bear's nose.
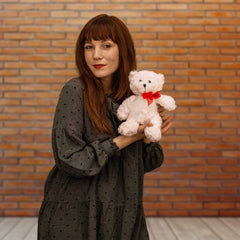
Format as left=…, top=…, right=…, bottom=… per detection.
left=143, top=84, right=146, bottom=88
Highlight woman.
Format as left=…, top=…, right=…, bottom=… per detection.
left=38, top=14, right=172, bottom=240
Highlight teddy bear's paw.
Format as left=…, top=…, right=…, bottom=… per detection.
left=166, top=101, right=176, bottom=111
left=161, top=96, right=176, bottom=111
left=118, top=121, right=138, bottom=136
left=117, top=109, right=128, bottom=121
left=145, top=127, right=161, bottom=142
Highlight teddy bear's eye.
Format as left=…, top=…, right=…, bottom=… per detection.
left=148, top=80, right=151, bottom=83
left=139, top=79, right=142, bottom=82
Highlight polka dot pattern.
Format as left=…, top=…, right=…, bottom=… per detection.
left=38, top=78, right=164, bottom=240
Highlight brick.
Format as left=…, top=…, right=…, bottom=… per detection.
left=20, top=159, right=50, bottom=165
left=0, top=41, right=18, bottom=47
left=4, top=181, right=34, bottom=188
left=144, top=188, right=175, bottom=195
left=189, top=4, right=219, bottom=10
left=20, top=202, right=41, bottom=209
left=51, top=11, right=78, bottom=18
left=143, top=180, right=158, bottom=187
left=222, top=151, right=240, bottom=158
left=4, top=19, right=34, bottom=25
left=5, top=121, right=35, bottom=128
left=144, top=202, right=172, bottom=210
left=190, top=211, right=218, bottom=217
left=36, top=33, right=65, bottom=39
left=20, top=143, right=50, bottom=150
left=0, top=144, right=18, bottom=150
left=20, top=11, right=49, bottom=18
left=21, top=40, right=50, bottom=47
left=36, top=19, right=65, bottom=25
left=35, top=48, right=65, bottom=54
left=220, top=210, right=240, bottom=217
left=174, top=203, right=203, bottom=210
left=205, top=203, right=235, bottom=210
left=0, top=11, right=18, bottom=18
left=36, top=4, right=65, bottom=10
left=5, top=196, right=35, bottom=202
left=21, top=55, right=51, bottom=62
left=5, top=210, right=36, bottom=217
left=4, top=48, right=34, bottom=55
left=158, top=4, right=187, bottom=10
left=206, top=11, right=235, bottom=18
left=0, top=173, right=18, bottom=180
left=207, top=173, right=237, bottom=180
left=0, top=203, right=18, bottom=209
left=96, top=4, right=125, bottom=10
left=4, top=33, right=34, bottom=40
left=4, top=136, right=34, bottom=143
left=0, top=26, right=19, bottom=32
left=159, top=180, right=189, bottom=187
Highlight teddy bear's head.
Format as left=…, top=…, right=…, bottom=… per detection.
left=129, top=70, right=165, bottom=95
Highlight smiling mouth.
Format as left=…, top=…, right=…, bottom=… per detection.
left=93, top=64, right=105, bottom=69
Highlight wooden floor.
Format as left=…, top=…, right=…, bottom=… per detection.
left=0, top=217, right=240, bottom=240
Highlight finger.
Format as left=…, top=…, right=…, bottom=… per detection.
left=138, top=121, right=153, bottom=134
left=162, top=122, right=173, bottom=135
left=143, top=121, right=153, bottom=128
left=162, top=115, right=173, bottom=128
left=144, top=138, right=151, bottom=144
left=158, top=106, right=166, bottom=114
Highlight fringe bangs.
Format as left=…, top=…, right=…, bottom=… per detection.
left=83, top=19, right=117, bottom=43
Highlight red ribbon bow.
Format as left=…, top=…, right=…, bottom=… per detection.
left=142, top=91, right=161, bottom=105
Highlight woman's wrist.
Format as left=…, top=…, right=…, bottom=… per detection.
left=113, top=135, right=140, bottom=150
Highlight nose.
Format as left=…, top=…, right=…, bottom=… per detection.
left=143, top=84, right=146, bottom=88
left=93, top=47, right=103, bottom=60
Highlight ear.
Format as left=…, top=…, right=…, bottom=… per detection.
left=158, top=73, right=165, bottom=83
left=129, top=70, right=138, bottom=82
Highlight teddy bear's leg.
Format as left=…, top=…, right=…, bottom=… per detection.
left=144, top=116, right=162, bottom=142
left=118, top=119, right=139, bottom=136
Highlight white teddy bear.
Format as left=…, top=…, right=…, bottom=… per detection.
left=117, top=70, right=176, bottom=142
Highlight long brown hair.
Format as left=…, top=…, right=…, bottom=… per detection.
left=75, top=14, right=136, bottom=134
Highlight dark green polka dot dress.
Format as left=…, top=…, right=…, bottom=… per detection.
left=38, top=78, right=164, bottom=240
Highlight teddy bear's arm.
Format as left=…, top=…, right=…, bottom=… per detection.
left=117, top=95, right=136, bottom=121
left=156, top=94, right=176, bottom=111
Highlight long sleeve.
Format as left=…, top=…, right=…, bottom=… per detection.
left=143, top=142, right=164, bottom=173
left=51, top=79, right=119, bottom=178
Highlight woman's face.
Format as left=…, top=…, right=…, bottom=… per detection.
left=84, top=39, right=119, bottom=83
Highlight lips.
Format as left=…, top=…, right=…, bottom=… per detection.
left=93, top=64, right=105, bottom=69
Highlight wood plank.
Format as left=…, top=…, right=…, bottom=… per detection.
left=165, top=218, right=199, bottom=240
left=2, top=218, right=36, bottom=240
left=146, top=219, right=156, bottom=240
left=220, top=217, right=240, bottom=237
left=24, top=221, right=38, bottom=240
left=166, top=217, right=220, bottom=240
left=147, top=217, right=176, bottom=240
left=0, top=218, right=20, bottom=239
left=202, top=217, right=240, bottom=240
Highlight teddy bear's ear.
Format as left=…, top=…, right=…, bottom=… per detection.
left=129, top=70, right=138, bottom=82
left=158, top=73, right=165, bottom=82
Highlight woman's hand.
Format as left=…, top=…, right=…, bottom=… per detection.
left=158, top=106, right=173, bottom=134
left=114, top=107, right=174, bottom=147
left=113, top=122, right=153, bottom=150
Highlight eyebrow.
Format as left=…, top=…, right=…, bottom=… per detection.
left=84, top=39, right=113, bottom=44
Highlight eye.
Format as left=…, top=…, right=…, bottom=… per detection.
left=84, top=45, right=92, bottom=50
left=148, top=80, right=151, bottom=83
left=139, top=79, right=142, bottom=82
left=104, top=44, right=112, bottom=49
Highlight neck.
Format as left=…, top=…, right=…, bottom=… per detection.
left=101, top=77, right=112, bottom=94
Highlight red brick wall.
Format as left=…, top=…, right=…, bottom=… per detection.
left=1, top=0, right=240, bottom=217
